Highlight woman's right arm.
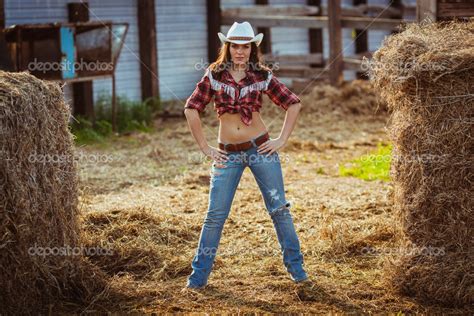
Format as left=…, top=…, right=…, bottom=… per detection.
left=183, top=108, right=209, bottom=152
left=184, top=71, right=228, bottom=163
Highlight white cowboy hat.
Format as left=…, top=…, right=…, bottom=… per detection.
left=218, top=21, right=264, bottom=46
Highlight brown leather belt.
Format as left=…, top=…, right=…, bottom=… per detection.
left=219, top=132, right=269, bottom=152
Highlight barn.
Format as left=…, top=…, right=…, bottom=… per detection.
left=0, top=0, right=416, bottom=114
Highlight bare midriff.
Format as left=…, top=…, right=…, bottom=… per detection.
left=218, top=111, right=268, bottom=144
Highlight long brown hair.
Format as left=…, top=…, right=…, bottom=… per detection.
left=209, top=42, right=271, bottom=80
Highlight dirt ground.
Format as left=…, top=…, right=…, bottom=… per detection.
left=76, top=83, right=470, bottom=314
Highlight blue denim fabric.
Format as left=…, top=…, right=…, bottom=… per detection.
left=186, top=132, right=308, bottom=288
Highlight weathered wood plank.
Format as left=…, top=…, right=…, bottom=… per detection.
left=341, top=17, right=405, bottom=30
left=328, top=0, right=343, bottom=86
left=307, top=0, right=324, bottom=68
left=417, top=0, right=437, bottom=21
left=222, top=15, right=405, bottom=31
left=221, top=5, right=320, bottom=17
left=137, top=0, right=159, bottom=102
left=274, top=66, right=327, bottom=78
left=222, top=4, right=414, bottom=19
left=221, top=15, right=328, bottom=28
left=68, top=2, right=94, bottom=120
left=207, top=0, right=221, bottom=63
left=353, top=0, right=368, bottom=79
left=291, top=78, right=329, bottom=94
left=263, top=53, right=323, bottom=64
left=255, top=0, right=271, bottom=54
left=438, top=1, right=474, bottom=17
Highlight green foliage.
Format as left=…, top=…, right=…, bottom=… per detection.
left=95, top=91, right=159, bottom=133
left=94, top=120, right=113, bottom=137
left=71, top=92, right=161, bottom=144
left=339, top=143, right=392, bottom=181
left=71, top=116, right=105, bottom=144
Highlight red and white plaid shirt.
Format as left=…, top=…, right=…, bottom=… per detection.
left=184, top=67, right=301, bottom=126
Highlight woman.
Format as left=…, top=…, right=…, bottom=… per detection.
left=183, top=21, right=309, bottom=289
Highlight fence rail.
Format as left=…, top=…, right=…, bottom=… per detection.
left=215, top=0, right=415, bottom=87
left=212, top=0, right=473, bottom=89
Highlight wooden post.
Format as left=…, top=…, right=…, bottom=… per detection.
left=0, top=0, right=4, bottom=29
left=353, top=0, right=368, bottom=79
left=417, top=0, right=437, bottom=22
left=68, top=2, right=95, bottom=121
left=307, top=0, right=324, bottom=68
left=255, top=0, right=271, bottom=54
left=328, top=0, right=343, bottom=86
left=390, top=0, right=403, bottom=31
left=207, top=0, right=221, bottom=63
left=137, top=0, right=159, bottom=102
left=0, top=0, right=13, bottom=71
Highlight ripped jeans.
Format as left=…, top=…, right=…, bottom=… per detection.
left=187, top=134, right=308, bottom=288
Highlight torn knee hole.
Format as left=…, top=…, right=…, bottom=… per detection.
left=269, top=201, right=291, bottom=216
left=268, top=189, right=281, bottom=203
left=211, top=169, right=222, bottom=177
left=210, top=164, right=225, bottom=178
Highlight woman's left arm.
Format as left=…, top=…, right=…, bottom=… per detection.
left=279, top=101, right=302, bottom=143
left=257, top=102, right=301, bottom=156
left=258, top=73, right=302, bottom=156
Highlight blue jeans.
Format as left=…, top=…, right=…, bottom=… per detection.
left=187, top=132, right=308, bottom=288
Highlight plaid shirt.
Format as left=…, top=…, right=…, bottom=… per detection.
left=184, top=67, right=301, bottom=126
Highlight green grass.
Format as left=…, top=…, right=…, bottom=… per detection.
left=338, top=143, right=392, bottom=181
left=71, top=91, right=161, bottom=145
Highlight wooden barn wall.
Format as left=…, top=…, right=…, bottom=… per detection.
left=155, top=0, right=208, bottom=101
left=221, top=0, right=359, bottom=83
left=4, top=0, right=141, bottom=108
left=87, top=0, right=142, bottom=103
left=4, top=0, right=75, bottom=105
left=4, top=0, right=410, bottom=105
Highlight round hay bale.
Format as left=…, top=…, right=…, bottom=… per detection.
left=369, top=21, right=474, bottom=307
left=0, top=71, right=108, bottom=314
